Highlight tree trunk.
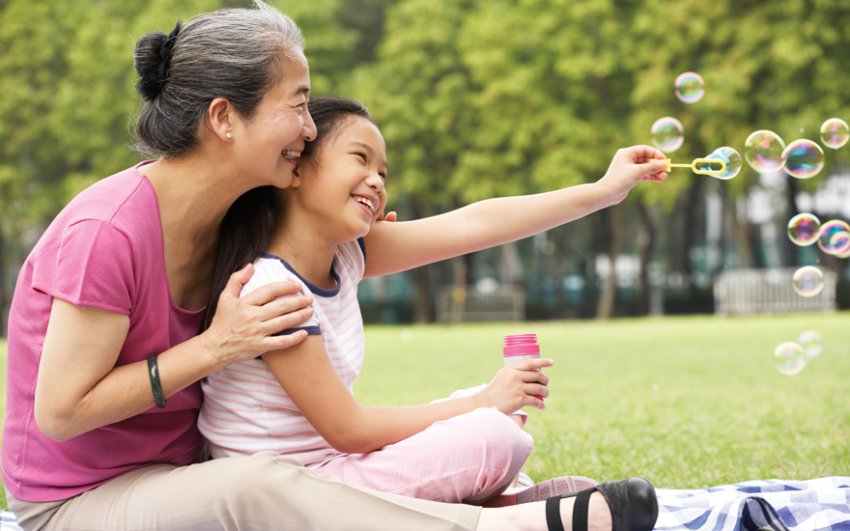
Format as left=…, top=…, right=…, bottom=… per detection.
left=636, top=203, right=656, bottom=315
left=781, top=174, right=800, bottom=267
left=596, top=204, right=623, bottom=319
left=450, top=256, right=468, bottom=323
left=412, top=265, right=431, bottom=323
left=674, top=178, right=702, bottom=281
left=720, top=186, right=753, bottom=269
left=410, top=198, right=434, bottom=323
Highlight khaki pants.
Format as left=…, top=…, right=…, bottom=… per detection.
left=6, top=452, right=481, bottom=531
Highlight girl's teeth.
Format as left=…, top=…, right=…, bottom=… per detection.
left=356, top=197, right=373, bottom=212
left=282, top=150, right=300, bottom=159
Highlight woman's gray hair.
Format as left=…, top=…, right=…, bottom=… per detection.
left=133, top=0, right=304, bottom=158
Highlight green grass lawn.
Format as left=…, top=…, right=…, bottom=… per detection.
left=1, top=314, right=848, bottom=513
left=353, top=313, right=850, bottom=489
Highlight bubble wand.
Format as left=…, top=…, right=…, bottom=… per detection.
left=664, top=158, right=727, bottom=175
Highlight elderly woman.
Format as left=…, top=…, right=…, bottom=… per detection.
left=1, top=2, right=657, bottom=531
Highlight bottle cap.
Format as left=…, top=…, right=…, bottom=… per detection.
left=503, top=334, right=539, bottom=357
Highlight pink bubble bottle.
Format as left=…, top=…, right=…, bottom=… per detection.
left=503, top=334, right=544, bottom=400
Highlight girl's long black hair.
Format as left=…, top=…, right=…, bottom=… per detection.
left=200, top=96, right=374, bottom=332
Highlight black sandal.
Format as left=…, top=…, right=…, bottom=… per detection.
left=545, top=478, right=659, bottom=531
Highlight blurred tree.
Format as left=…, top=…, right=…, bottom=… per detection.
left=0, top=0, right=219, bottom=336
left=352, top=0, right=850, bottom=319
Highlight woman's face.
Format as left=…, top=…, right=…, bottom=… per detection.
left=290, top=116, right=388, bottom=244
left=237, top=51, right=316, bottom=190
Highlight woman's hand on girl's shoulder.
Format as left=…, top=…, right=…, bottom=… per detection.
left=199, top=263, right=314, bottom=369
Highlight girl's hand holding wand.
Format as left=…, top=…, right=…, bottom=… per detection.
left=596, top=145, right=669, bottom=206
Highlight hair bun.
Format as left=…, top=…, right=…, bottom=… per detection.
left=134, top=22, right=182, bottom=101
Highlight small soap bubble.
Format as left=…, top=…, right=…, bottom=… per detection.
left=792, top=266, right=824, bottom=297
left=817, top=220, right=850, bottom=255
left=745, top=130, right=786, bottom=173
left=797, top=330, right=823, bottom=358
left=821, top=118, right=849, bottom=149
left=705, top=147, right=741, bottom=180
left=782, top=139, right=825, bottom=179
left=787, top=213, right=821, bottom=246
left=774, top=342, right=806, bottom=375
left=674, top=72, right=705, bottom=104
left=651, top=117, right=684, bottom=152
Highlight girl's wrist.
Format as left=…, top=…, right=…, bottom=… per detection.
left=589, top=180, right=619, bottom=209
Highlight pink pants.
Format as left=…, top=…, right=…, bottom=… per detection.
left=310, top=408, right=534, bottom=503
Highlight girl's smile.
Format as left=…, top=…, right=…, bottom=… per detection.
left=286, top=115, right=388, bottom=246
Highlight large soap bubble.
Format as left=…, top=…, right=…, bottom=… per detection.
left=651, top=117, right=684, bottom=152
left=704, top=147, right=741, bottom=180
left=797, top=330, right=823, bottom=358
left=792, top=266, right=824, bottom=297
left=821, top=118, right=849, bottom=149
left=817, top=220, right=850, bottom=255
left=774, top=342, right=806, bottom=375
left=674, top=72, right=705, bottom=104
left=787, top=213, right=821, bottom=246
left=782, top=139, right=825, bottom=179
left=745, top=130, right=786, bottom=173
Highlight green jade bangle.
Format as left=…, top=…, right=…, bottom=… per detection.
left=147, top=356, right=167, bottom=408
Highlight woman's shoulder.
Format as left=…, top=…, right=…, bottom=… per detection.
left=33, top=165, right=159, bottom=256
left=61, top=164, right=157, bottom=228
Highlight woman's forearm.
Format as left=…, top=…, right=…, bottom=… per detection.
left=35, top=301, right=224, bottom=442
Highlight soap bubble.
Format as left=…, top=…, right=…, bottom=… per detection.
left=651, top=117, right=684, bottom=152
left=745, top=130, right=786, bottom=173
left=704, top=147, right=741, bottom=180
left=674, top=72, right=705, bottom=103
left=821, top=118, right=849, bottom=149
left=792, top=266, right=824, bottom=297
left=817, top=220, right=850, bottom=255
left=782, top=139, right=825, bottom=179
left=787, top=213, right=821, bottom=246
left=774, top=342, right=806, bottom=375
left=797, top=330, right=822, bottom=358
left=837, top=245, right=850, bottom=259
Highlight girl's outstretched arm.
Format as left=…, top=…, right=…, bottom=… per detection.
left=363, top=145, right=667, bottom=278
left=262, top=337, right=551, bottom=454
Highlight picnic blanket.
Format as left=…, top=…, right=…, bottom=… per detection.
left=655, top=477, right=850, bottom=531
left=1, top=477, right=848, bottom=531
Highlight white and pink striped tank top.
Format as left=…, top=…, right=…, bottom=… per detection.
left=198, top=239, right=366, bottom=466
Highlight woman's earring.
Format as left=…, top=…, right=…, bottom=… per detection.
left=226, top=132, right=232, bottom=139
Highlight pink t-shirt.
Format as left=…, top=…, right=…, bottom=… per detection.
left=1, top=162, right=206, bottom=502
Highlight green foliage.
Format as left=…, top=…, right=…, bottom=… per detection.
left=275, top=0, right=359, bottom=95
left=0, top=0, right=219, bottom=236
left=356, top=314, right=850, bottom=487
left=351, top=0, right=850, bottom=212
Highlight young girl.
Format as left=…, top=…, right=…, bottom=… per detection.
left=198, top=97, right=668, bottom=505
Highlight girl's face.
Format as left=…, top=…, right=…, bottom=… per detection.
left=290, top=116, right=387, bottom=244
left=236, top=51, right=316, bottom=190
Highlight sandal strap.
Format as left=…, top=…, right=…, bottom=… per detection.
left=545, top=487, right=596, bottom=531
left=573, top=488, right=594, bottom=531
left=546, top=496, right=566, bottom=531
